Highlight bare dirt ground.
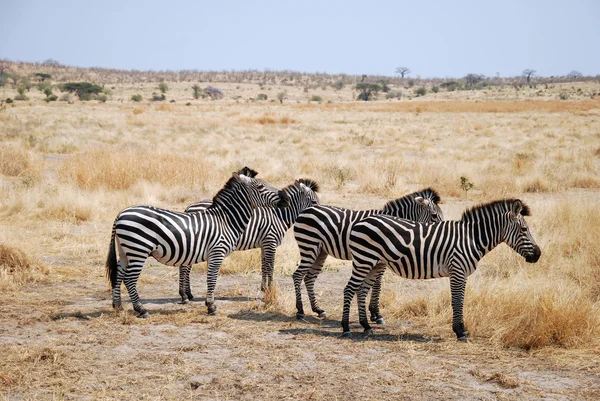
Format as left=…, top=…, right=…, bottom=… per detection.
left=1, top=258, right=599, bottom=400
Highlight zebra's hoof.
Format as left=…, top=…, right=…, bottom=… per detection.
left=457, top=336, right=468, bottom=342
left=318, top=311, right=327, bottom=319
left=375, top=317, right=385, bottom=325
left=208, top=309, right=218, bottom=316
left=187, top=295, right=194, bottom=301
left=296, top=313, right=305, bottom=320
left=341, top=331, right=352, bottom=338
left=179, top=299, right=190, bottom=305
left=364, top=328, right=374, bottom=336
left=138, top=312, right=150, bottom=319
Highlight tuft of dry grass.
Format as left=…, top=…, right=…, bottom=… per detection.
left=0, top=146, right=43, bottom=182
left=0, top=244, right=48, bottom=289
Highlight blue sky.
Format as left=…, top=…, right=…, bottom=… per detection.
left=1, top=0, right=598, bottom=78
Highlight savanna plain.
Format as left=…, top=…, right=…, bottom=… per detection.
left=1, top=67, right=600, bottom=400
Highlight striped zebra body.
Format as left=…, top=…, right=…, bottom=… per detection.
left=178, top=179, right=320, bottom=301
left=345, top=199, right=541, bottom=340
left=105, top=171, right=288, bottom=317
left=292, top=188, right=443, bottom=321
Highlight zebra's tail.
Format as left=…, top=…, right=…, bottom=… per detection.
left=105, top=223, right=118, bottom=289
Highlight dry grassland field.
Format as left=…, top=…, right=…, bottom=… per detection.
left=1, top=65, right=600, bottom=400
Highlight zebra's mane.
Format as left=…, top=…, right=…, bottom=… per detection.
left=210, top=175, right=244, bottom=205
left=383, top=187, right=441, bottom=210
left=461, top=199, right=531, bottom=221
left=297, top=178, right=320, bottom=193
left=237, top=166, right=258, bottom=178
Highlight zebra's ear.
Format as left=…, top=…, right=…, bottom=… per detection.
left=415, top=196, right=425, bottom=205
left=232, top=172, right=250, bottom=183
left=512, top=200, right=523, bottom=215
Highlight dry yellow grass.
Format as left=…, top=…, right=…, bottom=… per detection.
left=0, top=244, right=48, bottom=289
left=1, top=74, right=599, bottom=399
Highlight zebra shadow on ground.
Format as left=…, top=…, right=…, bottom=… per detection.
left=228, top=309, right=292, bottom=322
left=278, top=327, right=443, bottom=343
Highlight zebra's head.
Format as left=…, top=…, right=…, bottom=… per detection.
left=294, top=178, right=321, bottom=208
left=383, top=188, right=444, bottom=224
left=501, top=199, right=541, bottom=263
left=233, top=172, right=290, bottom=209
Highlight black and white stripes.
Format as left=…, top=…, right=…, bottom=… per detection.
left=105, top=171, right=289, bottom=317
left=292, top=188, right=443, bottom=321
left=344, top=198, right=541, bottom=340
left=178, top=178, right=320, bottom=301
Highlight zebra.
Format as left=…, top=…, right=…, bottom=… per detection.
left=344, top=198, right=541, bottom=340
left=178, top=177, right=320, bottom=302
left=292, top=188, right=444, bottom=322
left=105, top=170, right=290, bottom=317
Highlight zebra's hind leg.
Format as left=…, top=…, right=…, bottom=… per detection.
left=305, top=250, right=328, bottom=319
left=178, top=265, right=193, bottom=304
left=358, top=265, right=382, bottom=335
left=123, top=261, right=149, bottom=318
left=292, top=252, right=316, bottom=320
left=342, top=260, right=372, bottom=337
left=112, top=263, right=125, bottom=311
left=368, top=266, right=386, bottom=324
left=260, top=243, right=276, bottom=292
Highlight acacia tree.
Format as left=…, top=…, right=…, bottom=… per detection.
left=355, top=82, right=382, bottom=101
left=567, top=70, right=583, bottom=80
left=522, top=69, right=536, bottom=83
left=395, top=66, right=411, bottom=78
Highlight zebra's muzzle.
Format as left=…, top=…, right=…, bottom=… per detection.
left=277, top=190, right=290, bottom=208
left=525, top=245, right=541, bottom=263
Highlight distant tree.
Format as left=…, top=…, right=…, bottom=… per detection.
left=277, top=91, right=287, bottom=104
left=0, top=62, right=7, bottom=76
left=566, top=70, right=583, bottom=80
left=43, top=87, right=53, bottom=97
left=42, top=59, right=61, bottom=67
left=331, top=80, right=344, bottom=90
left=395, top=66, right=411, bottom=78
left=61, top=82, right=103, bottom=100
left=158, top=82, right=169, bottom=94
left=203, top=86, right=223, bottom=100
left=191, top=84, right=202, bottom=99
left=522, top=69, right=536, bottom=84
left=464, top=73, right=484, bottom=89
left=355, top=82, right=382, bottom=101
left=35, top=73, right=51, bottom=82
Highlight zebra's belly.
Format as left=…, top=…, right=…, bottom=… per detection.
left=388, top=258, right=449, bottom=280
left=151, top=247, right=207, bottom=267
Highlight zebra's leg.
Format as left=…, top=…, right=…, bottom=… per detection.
left=205, top=251, right=226, bottom=316
left=260, top=242, right=277, bottom=292
left=122, top=260, right=149, bottom=318
left=305, top=250, right=328, bottom=318
left=178, top=265, right=193, bottom=304
left=112, top=262, right=124, bottom=310
left=292, top=249, right=318, bottom=319
left=368, top=265, right=386, bottom=324
left=341, top=261, right=372, bottom=337
left=358, top=265, right=384, bottom=334
left=449, top=273, right=468, bottom=341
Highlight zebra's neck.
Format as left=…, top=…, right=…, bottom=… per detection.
left=462, top=206, right=505, bottom=258
left=274, top=186, right=307, bottom=228
left=381, top=198, right=412, bottom=218
left=211, top=182, right=253, bottom=235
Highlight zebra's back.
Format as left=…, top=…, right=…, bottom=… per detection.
left=349, top=215, right=456, bottom=279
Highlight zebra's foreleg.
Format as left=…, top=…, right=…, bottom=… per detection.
left=305, top=250, right=328, bottom=318
left=341, top=262, right=371, bottom=337
left=178, top=265, right=193, bottom=304
left=368, top=266, right=386, bottom=324
left=358, top=265, right=383, bottom=334
left=449, top=272, right=468, bottom=341
left=122, top=260, right=149, bottom=318
left=205, top=251, right=226, bottom=316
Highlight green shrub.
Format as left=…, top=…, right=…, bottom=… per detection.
left=158, top=83, right=169, bottom=94
left=61, top=82, right=103, bottom=100
left=310, top=95, right=323, bottom=102
left=257, top=93, right=268, bottom=100
left=131, top=94, right=143, bottom=102
left=5, top=98, right=13, bottom=104
left=415, top=87, right=427, bottom=96
left=192, top=84, right=202, bottom=99
left=43, top=94, right=58, bottom=102
left=151, top=93, right=166, bottom=102
left=385, top=91, right=402, bottom=99
left=408, top=79, right=415, bottom=87
left=355, top=83, right=382, bottom=101
left=43, top=87, right=53, bottom=97
left=559, top=91, right=569, bottom=100
left=431, top=86, right=440, bottom=93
